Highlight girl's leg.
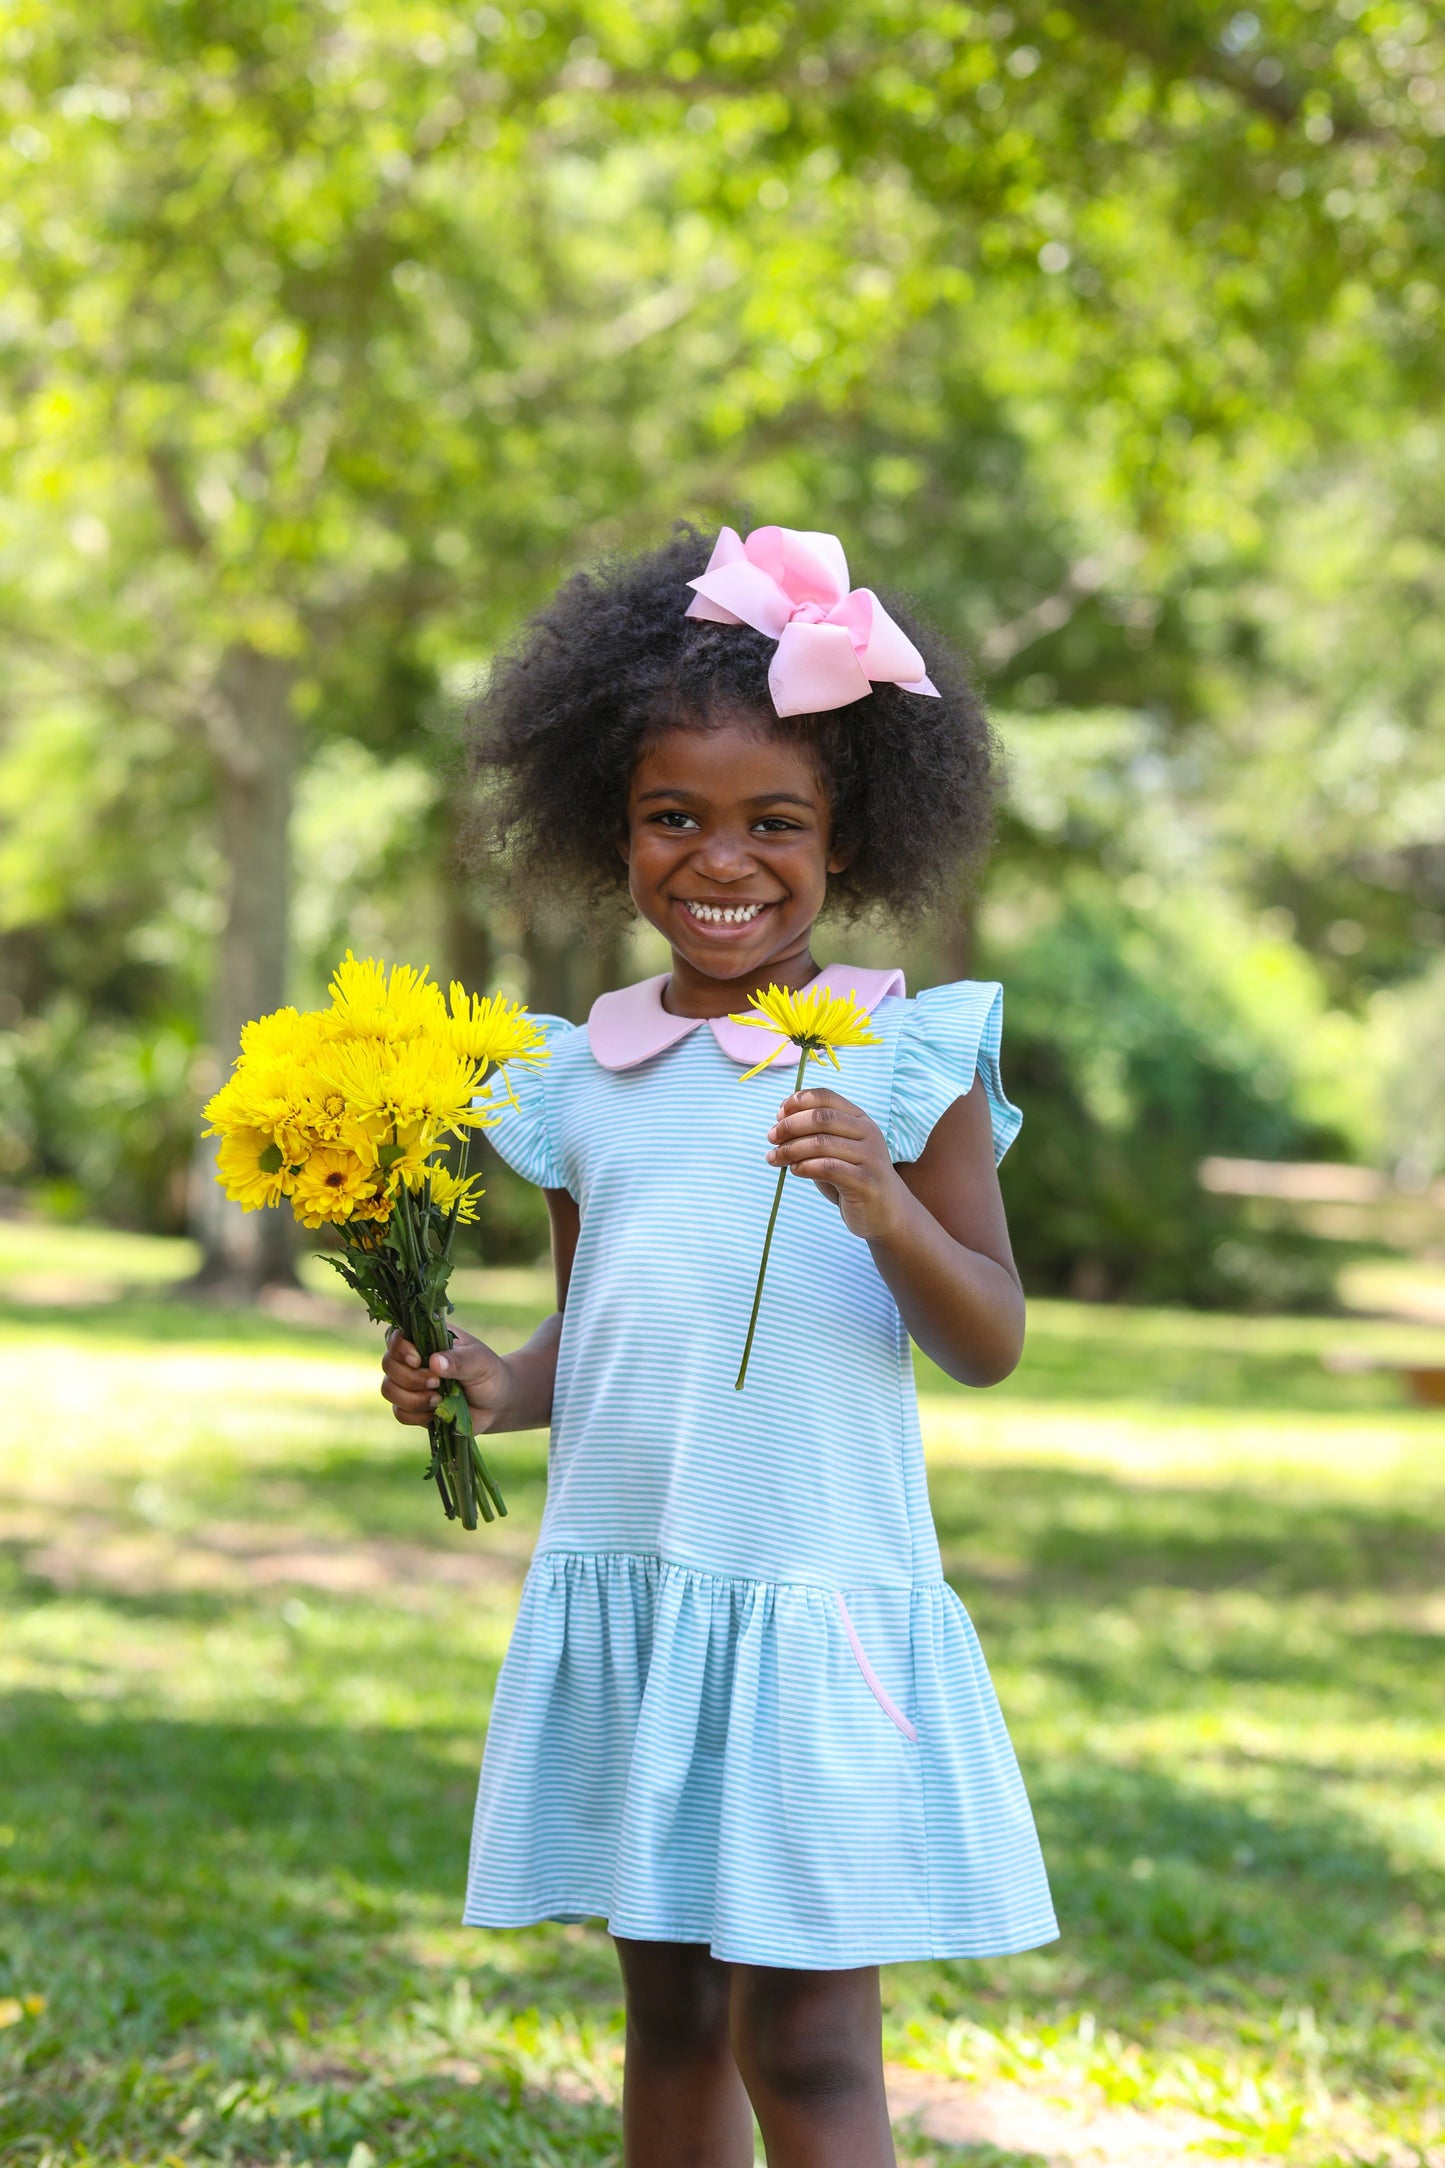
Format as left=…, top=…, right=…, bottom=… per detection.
left=730, top=1963, right=895, bottom=2168
left=614, top=1936, right=755, bottom=2168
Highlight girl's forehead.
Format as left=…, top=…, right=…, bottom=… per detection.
left=630, top=719, right=826, bottom=804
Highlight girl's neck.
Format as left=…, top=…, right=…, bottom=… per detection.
left=661, top=936, right=820, bottom=1019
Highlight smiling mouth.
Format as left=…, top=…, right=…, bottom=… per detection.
left=679, top=899, right=773, bottom=926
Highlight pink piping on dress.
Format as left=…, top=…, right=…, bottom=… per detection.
left=834, top=1593, right=919, bottom=1743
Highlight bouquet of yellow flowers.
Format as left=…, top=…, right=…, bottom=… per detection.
left=202, top=953, right=546, bottom=1529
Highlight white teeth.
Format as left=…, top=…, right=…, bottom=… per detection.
left=685, top=901, right=766, bottom=925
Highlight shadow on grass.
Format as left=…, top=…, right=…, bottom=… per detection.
left=0, top=1694, right=616, bottom=2022
left=0, top=1289, right=381, bottom=1351
left=8, top=2054, right=623, bottom=2168
left=3, top=1687, right=1438, bottom=2036
left=929, top=1460, right=1445, bottom=1598
left=1031, top=1757, right=1440, bottom=1984
left=1, top=1693, right=627, bottom=2162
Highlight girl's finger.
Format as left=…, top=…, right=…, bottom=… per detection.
left=768, top=1133, right=872, bottom=1168
left=382, top=1375, right=439, bottom=1412
left=785, top=1155, right=859, bottom=1188
left=768, top=1104, right=869, bottom=1143
left=430, top=1341, right=500, bottom=1386
left=382, top=1351, right=429, bottom=1388
left=778, top=1088, right=863, bottom=1118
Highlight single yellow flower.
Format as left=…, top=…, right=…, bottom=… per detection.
left=379, top=1128, right=438, bottom=1192
left=289, top=1146, right=379, bottom=1228
left=426, top=1163, right=486, bottom=1223
left=446, top=984, right=549, bottom=1079
left=319, top=1035, right=490, bottom=1141
left=345, top=1176, right=394, bottom=1228
left=204, top=1006, right=349, bottom=1165
left=238, top=1006, right=336, bottom=1063
left=729, top=982, right=883, bottom=1083
left=214, top=1125, right=294, bottom=1212
left=328, top=951, right=448, bottom=1043
left=729, top=981, right=884, bottom=1390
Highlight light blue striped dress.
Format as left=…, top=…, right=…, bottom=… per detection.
left=463, top=969, right=1057, bottom=1968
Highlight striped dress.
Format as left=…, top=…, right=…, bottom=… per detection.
left=463, top=966, right=1056, bottom=1969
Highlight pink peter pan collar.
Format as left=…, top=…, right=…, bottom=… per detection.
left=587, top=963, right=906, bottom=1074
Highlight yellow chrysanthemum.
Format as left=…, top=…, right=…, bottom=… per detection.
left=426, top=1163, right=486, bottom=1224
left=204, top=1006, right=347, bottom=1161
left=214, top=1125, right=293, bottom=1212
left=348, top=1179, right=394, bottom=1227
left=289, top=1146, right=379, bottom=1229
left=238, top=1006, right=337, bottom=1064
left=446, top=985, right=549, bottom=1079
left=328, top=951, right=447, bottom=1043
left=204, top=1065, right=305, bottom=1164
left=728, top=983, right=883, bottom=1083
left=321, top=1034, right=495, bottom=1141
left=206, top=1068, right=359, bottom=1169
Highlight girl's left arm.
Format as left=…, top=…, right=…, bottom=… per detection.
left=766, top=1082, right=1024, bottom=1387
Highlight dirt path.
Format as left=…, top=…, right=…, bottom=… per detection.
left=887, top=2065, right=1275, bottom=2167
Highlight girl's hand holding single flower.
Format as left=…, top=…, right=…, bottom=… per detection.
left=769, top=1078, right=1025, bottom=1388
left=767, top=1088, right=908, bottom=1241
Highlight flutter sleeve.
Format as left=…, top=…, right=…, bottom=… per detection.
left=884, top=980, right=1023, bottom=1167
left=479, top=1015, right=575, bottom=1190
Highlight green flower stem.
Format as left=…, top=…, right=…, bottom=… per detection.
left=735, top=1045, right=811, bottom=1391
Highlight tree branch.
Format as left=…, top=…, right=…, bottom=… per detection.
left=146, top=445, right=211, bottom=559
left=1070, top=2, right=1389, bottom=145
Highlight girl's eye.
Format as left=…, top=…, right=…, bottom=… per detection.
left=753, top=818, right=802, bottom=834
left=651, top=811, right=700, bottom=830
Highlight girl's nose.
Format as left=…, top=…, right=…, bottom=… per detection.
left=690, top=828, right=755, bottom=878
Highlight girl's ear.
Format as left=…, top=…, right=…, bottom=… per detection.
left=826, top=834, right=855, bottom=875
left=616, top=827, right=631, bottom=866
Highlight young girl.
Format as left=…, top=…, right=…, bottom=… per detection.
left=382, top=524, right=1056, bottom=2167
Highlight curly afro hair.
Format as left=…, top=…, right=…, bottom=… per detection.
left=469, top=525, right=999, bottom=923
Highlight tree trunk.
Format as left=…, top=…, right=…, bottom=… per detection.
left=944, top=891, right=976, bottom=983
left=441, top=805, right=494, bottom=998
left=190, top=643, right=299, bottom=1292
left=522, top=912, right=579, bottom=1021
left=522, top=910, right=627, bottom=1023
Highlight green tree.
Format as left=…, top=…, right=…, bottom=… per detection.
left=1, top=0, right=1440, bottom=1286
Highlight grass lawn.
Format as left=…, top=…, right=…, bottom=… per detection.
left=1, top=1219, right=1442, bottom=2166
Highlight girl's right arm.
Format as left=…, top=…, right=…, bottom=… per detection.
left=380, top=1188, right=580, bottom=1435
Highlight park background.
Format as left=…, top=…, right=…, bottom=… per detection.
left=1, top=3, right=1442, bottom=2163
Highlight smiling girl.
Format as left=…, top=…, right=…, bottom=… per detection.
left=382, top=525, right=1055, bottom=2167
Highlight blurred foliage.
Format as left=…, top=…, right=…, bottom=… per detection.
left=995, top=881, right=1353, bottom=1304
left=0, top=1003, right=203, bottom=1232
left=0, top=0, right=1441, bottom=1286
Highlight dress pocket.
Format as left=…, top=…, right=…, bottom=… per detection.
left=834, top=1593, right=918, bottom=1743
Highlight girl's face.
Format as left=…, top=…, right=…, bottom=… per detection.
left=621, top=719, right=849, bottom=999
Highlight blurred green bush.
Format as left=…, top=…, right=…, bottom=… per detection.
left=994, top=886, right=1359, bottom=1307
left=0, top=1001, right=202, bottom=1234
left=461, top=1141, right=553, bottom=1269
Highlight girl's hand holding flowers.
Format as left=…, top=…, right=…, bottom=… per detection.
left=382, top=1327, right=515, bottom=1435
left=765, top=1087, right=906, bottom=1242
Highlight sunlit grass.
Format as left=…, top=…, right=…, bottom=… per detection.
left=1, top=1219, right=1442, bottom=2166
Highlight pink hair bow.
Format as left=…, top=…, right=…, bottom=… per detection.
left=684, top=524, right=940, bottom=718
